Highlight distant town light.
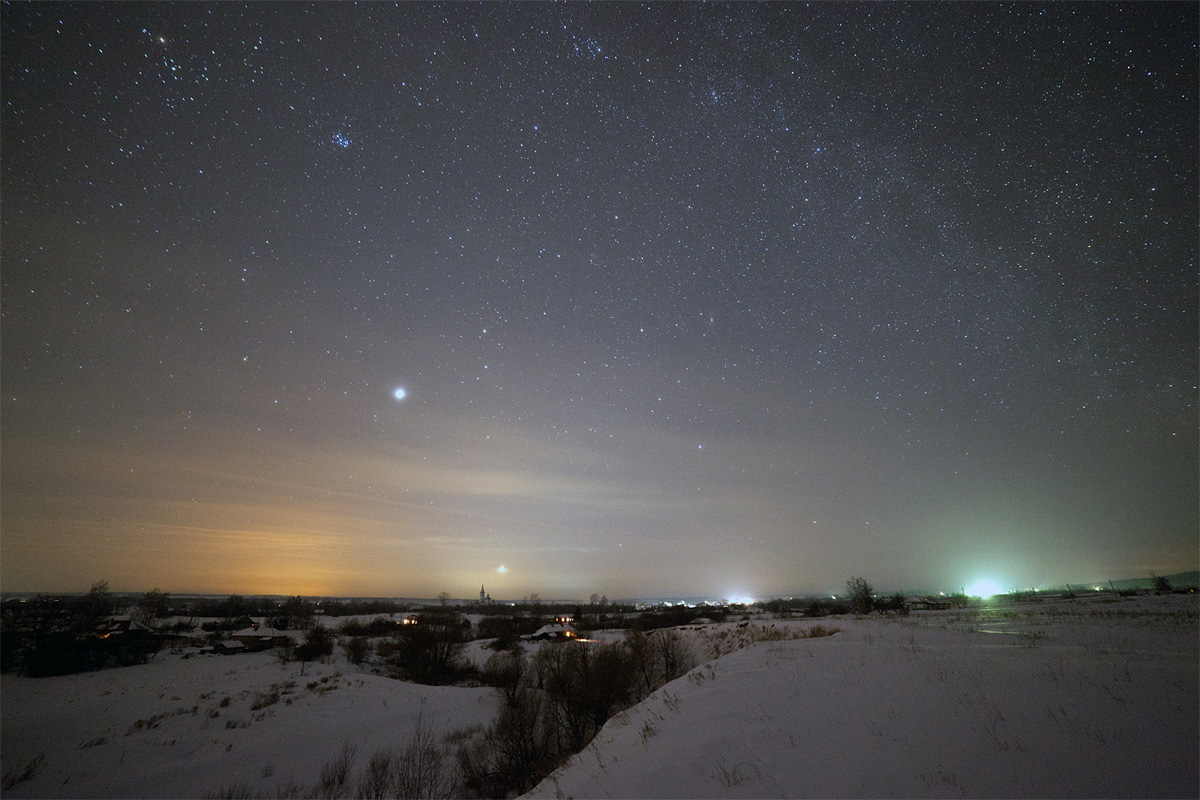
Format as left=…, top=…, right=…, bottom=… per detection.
left=966, top=580, right=1003, bottom=599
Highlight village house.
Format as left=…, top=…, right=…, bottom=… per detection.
left=529, top=621, right=577, bottom=641
left=94, top=616, right=152, bottom=638
left=219, top=622, right=291, bottom=653
left=903, top=595, right=953, bottom=612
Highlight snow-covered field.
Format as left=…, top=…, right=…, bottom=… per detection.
left=1, top=647, right=498, bottom=798
left=3, top=595, right=1196, bottom=798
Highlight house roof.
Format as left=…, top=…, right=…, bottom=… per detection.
left=230, top=625, right=285, bottom=639
left=97, top=617, right=152, bottom=632
left=531, top=622, right=576, bottom=638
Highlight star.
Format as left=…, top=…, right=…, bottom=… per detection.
left=0, top=2, right=1191, bottom=601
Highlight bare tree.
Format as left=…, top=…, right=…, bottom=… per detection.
left=391, top=609, right=467, bottom=684
left=279, top=596, right=315, bottom=630
left=133, top=588, right=169, bottom=628
left=73, top=580, right=114, bottom=629
left=297, top=625, right=335, bottom=675
left=652, top=628, right=693, bottom=683
left=625, top=628, right=657, bottom=697
left=846, top=577, right=874, bottom=615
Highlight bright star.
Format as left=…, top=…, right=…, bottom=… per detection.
left=393, top=387, right=407, bottom=401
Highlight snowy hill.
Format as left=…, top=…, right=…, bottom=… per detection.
left=526, top=596, right=1198, bottom=798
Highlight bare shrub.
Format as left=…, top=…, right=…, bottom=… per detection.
left=480, top=649, right=526, bottom=706
left=353, top=717, right=458, bottom=799
left=250, top=690, right=280, bottom=711
left=312, top=742, right=357, bottom=799
left=462, top=634, right=690, bottom=798
left=342, top=636, right=370, bottom=667
left=458, top=687, right=557, bottom=798
left=356, top=749, right=397, bottom=798
left=804, top=624, right=839, bottom=638
left=391, top=718, right=457, bottom=799
left=713, top=758, right=761, bottom=788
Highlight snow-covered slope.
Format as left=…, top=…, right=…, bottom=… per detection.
left=1, top=652, right=497, bottom=798
left=527, top=597, right=1198, bottom=799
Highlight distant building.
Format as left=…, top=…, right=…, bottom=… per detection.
left=94, top=616, right=152, bottom=638
left=226, top=623, right=290, bottom=651
left=903, top=596, right=952, bottom=612
left=479, top=585, right=493, bottom=604
left=530, top=622, right=577, bottom=641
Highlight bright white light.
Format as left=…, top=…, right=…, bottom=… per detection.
left=966, top=579, right=1003, bottom=599
left=497, top=565, right=507, bottom=573
left=393, top=387, right=407, bottom=400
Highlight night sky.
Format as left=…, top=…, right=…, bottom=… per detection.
left=3, top=3, right=1196, bottom=601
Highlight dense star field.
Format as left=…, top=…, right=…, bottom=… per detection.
left=2, top=3, right=1196, bottom=598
